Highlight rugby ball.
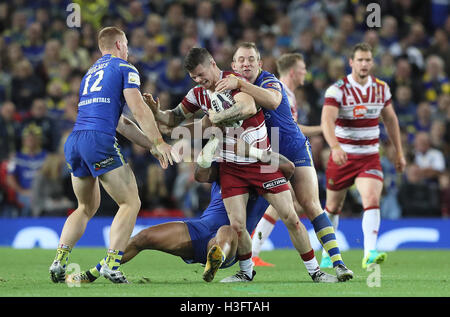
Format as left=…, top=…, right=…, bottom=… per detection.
left=208, top=91, right=243, bottom=128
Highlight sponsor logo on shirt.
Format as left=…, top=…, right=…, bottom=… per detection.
left=353, top=105, right=368, bottom=118
left=265, top=82, right=281, bottom=91
left=128, top=72, right=140, bottom=86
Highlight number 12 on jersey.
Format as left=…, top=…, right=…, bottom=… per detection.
left=82, top=70, right=104, bottom=95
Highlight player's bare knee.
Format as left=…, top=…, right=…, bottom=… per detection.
left=118, top=197, right=141, bottom=214
left=216, top=225, right=238, bottom=245
left=324, top=199, right=343, bottom=214
left=298, top=198, right=322, bottom=216
left=363, top=195, right=380, bottom=208
left=135, top=196, right=142, bottom=211
left=230, top=223, right=242, bottom=235
left=228, top=226, right=239, bottom=241
left=131, top=229, right=153, bottom=250
left=129, top=195, right=141, bottom=210
left=266, top=206, right=280, bottom=220
left=77, top=202, right=98, bottom=219
left=325, top=204, right=339, bottom=214
left=230, top=222, right=244, bottom=238
left=278, top=209, right=296, bottom=226
left=218, top=225, right=235, bottom=237
left=286, top=221, right=301, bottom=233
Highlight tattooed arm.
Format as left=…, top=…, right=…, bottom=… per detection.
left=143, top=93, right=194, bottom=127
left=208, top=91, right=257, bottom=125
left=178, top=115, right=212, bottom=137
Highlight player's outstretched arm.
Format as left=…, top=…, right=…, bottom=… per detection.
left=179, top=115, right=212, bottom=138
left=124, top=88, right=177, bottom=168
left=143, top=93, right=193, bottom=127
left=117, top=115, right=181, bottom=167
left=299, top=124, right=322, bottom=137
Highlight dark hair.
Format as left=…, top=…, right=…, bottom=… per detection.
left=351, top=42, right=373, bottom=59
left=184, top=47, right=213, bottom=72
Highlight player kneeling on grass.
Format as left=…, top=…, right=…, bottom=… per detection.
left=66, top=139, right=338, bottom=284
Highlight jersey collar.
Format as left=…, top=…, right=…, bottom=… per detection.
left=347, top=74, right=372, bottom=94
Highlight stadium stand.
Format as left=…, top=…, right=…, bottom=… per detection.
left=0, top=0, right=448, bottom=218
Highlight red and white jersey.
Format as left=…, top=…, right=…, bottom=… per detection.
left=181, top=71, right=271, bottom=164
left=324, top=74, right=392, bottom=155
left=282, top=83, right=298, bottom=122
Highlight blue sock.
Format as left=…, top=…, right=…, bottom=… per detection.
left=312, top=212, right=344, bottom=267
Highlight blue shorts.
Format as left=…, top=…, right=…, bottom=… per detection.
left=64, top=130, right=126, bottom=177
left=278, top=135, right=313, bottom=167
left=183, top=194, right=269, bottom=267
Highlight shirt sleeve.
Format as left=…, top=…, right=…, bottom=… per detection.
left=384, top=83, right=392, bottom=107
left=260, top=78, right=282, bottom=93
left=324, top=85, right=343, bottom=107
left=119, top=62, right=141, bottom=89
left=181, top=88, right=200, bottom=113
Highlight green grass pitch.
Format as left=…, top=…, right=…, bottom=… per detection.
left=0, top=247, right=449, bottom=297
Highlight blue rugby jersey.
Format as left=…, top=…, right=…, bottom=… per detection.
left=7, top=151, right=47, bottom=189
left=73, top=54, right=141, bottom=136
left=254, top=70, right=306, bottom=145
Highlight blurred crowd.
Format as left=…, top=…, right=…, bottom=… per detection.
left=0, top=0, right=449, bottom=219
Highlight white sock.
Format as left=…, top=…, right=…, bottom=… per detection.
left=303, top=258, right=320, bottom=275
left=239, top=258, right=254, bottom=276
left=326, top=211, right=339, bottom=230
left=362, top=207, right=381, bottom=257
left=322, top=209, right=339, bottom=257
left=301, top=249, right=319, bottom=274
left=251, top=214, right=276, bottom=257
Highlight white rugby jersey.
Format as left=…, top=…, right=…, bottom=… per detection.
left=323, top=74, right=392, bottom=155
left=181, top=71, right=271, bottom=164
left=282, top=82, right=298, bottom=122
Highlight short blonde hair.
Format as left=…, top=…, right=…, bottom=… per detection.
left=233, top=42, right=261, bottom=61
left=98, top=26, right=125, bottom=52
left=276, top=53, right=304, bottom=75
